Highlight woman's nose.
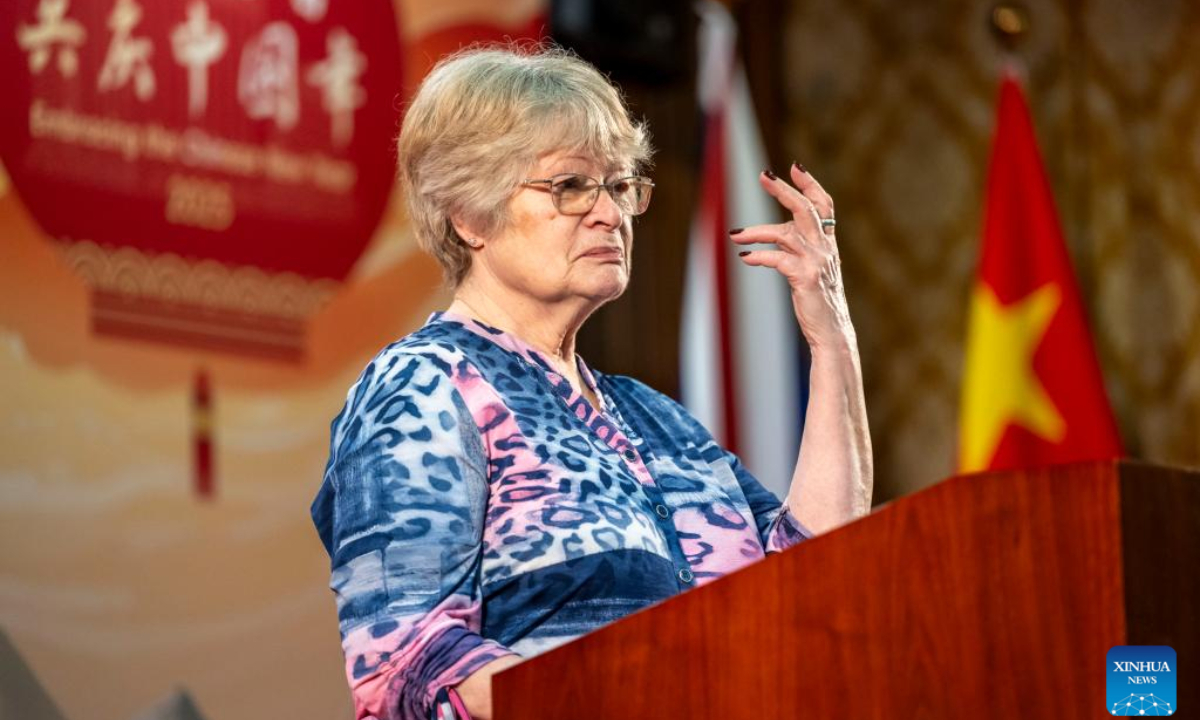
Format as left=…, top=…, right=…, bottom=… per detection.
left=587, top=185, right=624, bottom=227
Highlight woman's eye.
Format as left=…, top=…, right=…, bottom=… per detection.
left=612, top=180, right=631, bottom=194
left=556, top=175, right=589, bottom=192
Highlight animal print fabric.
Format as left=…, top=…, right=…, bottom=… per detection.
left=311, top=312, right=810, bottom=720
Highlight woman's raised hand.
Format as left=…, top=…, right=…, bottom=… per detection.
left=730, top=164, right=854, bottom=352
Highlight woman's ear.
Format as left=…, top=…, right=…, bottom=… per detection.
left=450, top=215, right=483, bottom=249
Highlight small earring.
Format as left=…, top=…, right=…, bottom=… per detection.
left=463, top=237, right=480, bottom=248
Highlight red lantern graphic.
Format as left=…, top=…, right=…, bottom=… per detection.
left=0, top=0, right=404, bottom=360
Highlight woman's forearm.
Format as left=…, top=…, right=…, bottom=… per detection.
left=786, top=333, right=874, bottom=535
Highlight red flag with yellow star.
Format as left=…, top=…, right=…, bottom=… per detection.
left=959, top=74, right=1123, bottom=473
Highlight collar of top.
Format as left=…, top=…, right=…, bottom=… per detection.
left=427, top=310, right=609, bottom=411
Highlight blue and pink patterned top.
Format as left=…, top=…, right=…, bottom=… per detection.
left=311, top=312, right=809, bottom=720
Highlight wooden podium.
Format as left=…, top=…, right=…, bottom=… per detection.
left=493, top=461, right=1197, bottom=718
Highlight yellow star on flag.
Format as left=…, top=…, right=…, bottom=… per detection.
left=959, top=282, right=1067, bottom=472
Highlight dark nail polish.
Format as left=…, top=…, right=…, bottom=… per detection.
left=793, top=161, right=808, bottom=174
left=738, top=251, right=750, bottom=257
left=763, top=169, right=777, bottom=180
left=729, top=227, right=744, bottom=235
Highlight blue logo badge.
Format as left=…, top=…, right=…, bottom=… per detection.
left=1107, top=645, right=1176, bottom=715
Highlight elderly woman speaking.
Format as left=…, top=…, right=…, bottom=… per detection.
left=311, top=45, right=872, bottom=720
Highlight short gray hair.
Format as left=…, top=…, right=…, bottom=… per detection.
left=397, top=43, right=653, bottom=287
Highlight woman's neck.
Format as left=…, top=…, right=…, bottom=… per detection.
left=448, top=283, right=590, bottom=372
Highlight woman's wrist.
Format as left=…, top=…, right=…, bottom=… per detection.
left=807, top=327, right=860, bottom=364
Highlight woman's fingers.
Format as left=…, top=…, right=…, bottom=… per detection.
left=736, top=248, right=793, bottom=269
left=729, top=223, right=809, bottom=253
left=757, top=170, right=814, bottom=217
left=738, top=164, right=849, bottom=349
left=758, top=170, right=826, bottom=239
left=727, top=223, right=789, bottom=243
left=734, top=165, right=838, bottom=263
left=789, top=163, right=835, bottom=227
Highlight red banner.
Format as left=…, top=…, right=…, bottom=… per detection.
left=0, top=0, right=403, bottom=359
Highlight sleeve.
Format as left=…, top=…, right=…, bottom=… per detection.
left=718, top=450, right=812, bottom=553
left=311, top=350, right=517, bottom=720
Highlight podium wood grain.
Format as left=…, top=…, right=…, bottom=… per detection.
left=492, top=461, right=1197, bottom=718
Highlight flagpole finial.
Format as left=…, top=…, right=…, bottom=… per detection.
left=989, top=3, right=1030, bottom=51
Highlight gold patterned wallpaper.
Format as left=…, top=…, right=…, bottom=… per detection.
left=778, top=0, right=1200, bottom=499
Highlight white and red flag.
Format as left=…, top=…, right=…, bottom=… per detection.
left=680, top=1, right=805, bottom=498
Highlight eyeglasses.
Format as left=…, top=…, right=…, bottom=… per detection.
left=521, top=173, right=654, bottom=216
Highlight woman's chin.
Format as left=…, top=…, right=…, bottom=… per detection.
left=579, top=269, right=629, bottom=302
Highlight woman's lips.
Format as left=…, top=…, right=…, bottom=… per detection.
left=582, top=247, right=624, bottom=263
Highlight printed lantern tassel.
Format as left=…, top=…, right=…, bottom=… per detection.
left=193, top=369, right=214, bottom=498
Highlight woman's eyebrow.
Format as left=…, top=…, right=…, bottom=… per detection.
left=546, top=155, right=619, bottom=173
left=541, top=159, right=630, bottom=182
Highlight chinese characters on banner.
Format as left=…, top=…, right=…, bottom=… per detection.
left=1, top=0, right=403, bottom=360
left=17, top=0, right=86, bottom=77
left=98, top=0, right=155, bottom=101
left=239, top=21, right=299, bottom=130
left=171, top=1, right=227, bottom=119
